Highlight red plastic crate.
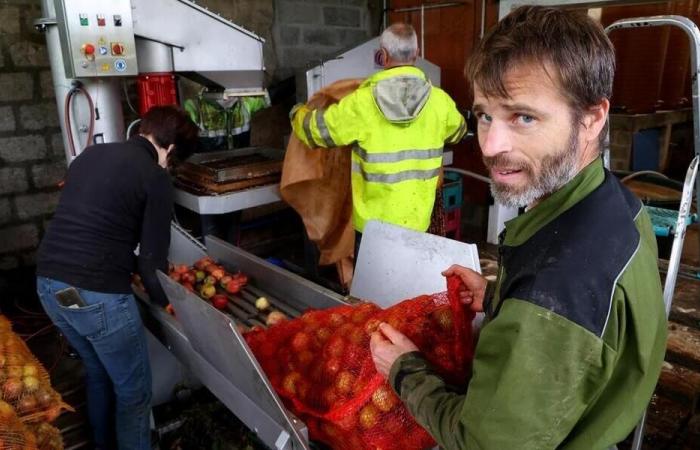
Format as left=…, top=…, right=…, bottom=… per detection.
left=137, top=73, right=178, bottom=116
left=445, top=208, right=461, bottom=240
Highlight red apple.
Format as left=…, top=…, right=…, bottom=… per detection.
left=335, top=371, right=354, bottom=395
left=169, top=272, right=182, bottom=282
left=371, top=385, right=398, bottom=412
left=182, top=282, right=194, bottom=292
left=174, top=264, right=189, bottom=274
left=219, top=275, right=232, bottom=287
left=181, top=272, right=195, bottom=285
left=233, top=272, right=249, bottom=285
left=291, top=332, right=310, bottom=352
left=225, top=280, right=241, bottom=294
left=194, top=257, right=213, bottom=270
left=359, top=404, right=380, bottom=429
left=211, top=294, right=228, bottom=310
left=210, top=268, right=225, bottom=280
left=282, top=372, right=301, bottom=395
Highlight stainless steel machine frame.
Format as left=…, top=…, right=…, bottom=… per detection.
left=38, top=0, right=266, bottom=165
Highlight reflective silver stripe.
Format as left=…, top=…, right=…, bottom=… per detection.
left=302, top=111, right=319, bottom=147
left=353, top=145, right=443, bottom=163
left=316, top=108, right=336, bottom=147
left=447, top=119, right=467, bottom=143
left=352, top=161, right=440, bottom=183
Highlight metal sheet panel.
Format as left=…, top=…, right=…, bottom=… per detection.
left=131, top=0, right=265, bottom=90
left=53, top=0, right=138, bottom=78
left=305, top=37, right=441, bottom=100
left=143, top=300, right=308, bottom=450
left=173, top=183, right=282, bottom=215
left=350, top=221, right=481, bottom=307
left=158, top=273, right=310, bottom=450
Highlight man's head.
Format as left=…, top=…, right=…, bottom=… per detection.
left=379, top=23, right=418, bottom=68
left=139, top=105, right=199, bottom=168
left=467, top=6, right=614, bottom=208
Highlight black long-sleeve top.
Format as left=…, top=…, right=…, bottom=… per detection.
left=37, top=136, right=172, bottom=306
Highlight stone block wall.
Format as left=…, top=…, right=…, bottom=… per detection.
left=0, top=0, right=65, bottom=270
left=273, top=0, right=378, bottom=80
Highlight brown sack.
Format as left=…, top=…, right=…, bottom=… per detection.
left=280, top=79, right=363, bottom=280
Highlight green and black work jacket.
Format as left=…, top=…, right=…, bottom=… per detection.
left=389, top=158, right=668, bottom=449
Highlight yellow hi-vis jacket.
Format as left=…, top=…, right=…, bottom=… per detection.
left=291, top=66, right=466, bottom=233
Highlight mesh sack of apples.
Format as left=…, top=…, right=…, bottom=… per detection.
left=0, top=316, right=73, bottom=424
left=168, top=257, right=249, bottom=311
left=27, top=422, right=63, bottom=450
left=0, top=401, right=38, bottom=449
left=244, top=276, right=474, bottom=450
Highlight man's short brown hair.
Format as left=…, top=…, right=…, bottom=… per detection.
left=467, top=5, right=615, bottom=148
left=139, top=105, right=199, bottom=162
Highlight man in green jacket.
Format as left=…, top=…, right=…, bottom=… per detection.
left=370, top=6, right=667, bottom=449
left=290, top=23, right=466, bottom=251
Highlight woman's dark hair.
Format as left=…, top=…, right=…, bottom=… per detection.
left=139, top=105, right=199, bottom=161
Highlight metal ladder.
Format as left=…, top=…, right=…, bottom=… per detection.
left=605, top=15, right=700, bottom=449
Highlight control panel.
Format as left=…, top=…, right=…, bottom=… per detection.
left=54, top=0, right=138, bottom=78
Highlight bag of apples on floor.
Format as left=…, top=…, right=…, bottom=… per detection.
left=0, top=316, right=73, bottom=424
left=244, top=276, right=474, bottom=450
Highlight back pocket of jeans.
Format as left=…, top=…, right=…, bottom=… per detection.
left=58, top=303, right=107, bottom=339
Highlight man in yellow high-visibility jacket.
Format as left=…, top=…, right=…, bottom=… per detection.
left=291, top=23, right=466, bottom=251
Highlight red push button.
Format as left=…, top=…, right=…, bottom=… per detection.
left=111, top=43, right=124, bottom=56
left=82, top=43, right=95, bottom=56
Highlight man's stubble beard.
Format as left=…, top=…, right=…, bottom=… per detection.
left=485, top=126, right=580, bottom=209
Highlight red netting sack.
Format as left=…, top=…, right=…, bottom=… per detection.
left=244, top=276, right=474, bottom=450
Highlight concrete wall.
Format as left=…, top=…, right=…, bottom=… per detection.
left=0, top=0, right=382, bottom=270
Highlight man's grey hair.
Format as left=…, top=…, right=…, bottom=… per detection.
left=380, top=23, right=418, bottom=63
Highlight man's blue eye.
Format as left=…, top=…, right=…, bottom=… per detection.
left=519, top=115, right=534, bottom=124
left=478, top=113, right=492, bottom=123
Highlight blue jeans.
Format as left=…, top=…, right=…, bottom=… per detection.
left=37, top=276, right=152, bottom=450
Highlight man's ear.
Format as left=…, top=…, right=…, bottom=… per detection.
left=374, top=48, right=388, bottom=67
left=582, top=98, right=610, bottom=144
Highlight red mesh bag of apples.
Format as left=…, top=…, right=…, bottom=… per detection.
left=244, top=276, right=474, bottom=450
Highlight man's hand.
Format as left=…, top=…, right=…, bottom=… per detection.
left=370, top=323, right=419, bottom=378
left=442, top=264, right=487, bottom=312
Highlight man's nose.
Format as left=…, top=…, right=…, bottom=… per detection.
left=479, top=121, right=512, bottom=157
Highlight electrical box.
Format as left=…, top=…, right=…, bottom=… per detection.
left=53, top=0, right=138, bottom=78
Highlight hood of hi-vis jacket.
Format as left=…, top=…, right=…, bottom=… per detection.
left=370, top=68, right=432, bottom=123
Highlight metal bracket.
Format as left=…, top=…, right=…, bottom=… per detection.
left=33, top=17, right=56, bottom=32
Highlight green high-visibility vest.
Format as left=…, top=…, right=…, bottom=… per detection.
left=292, top=66, right=466, bottom=232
